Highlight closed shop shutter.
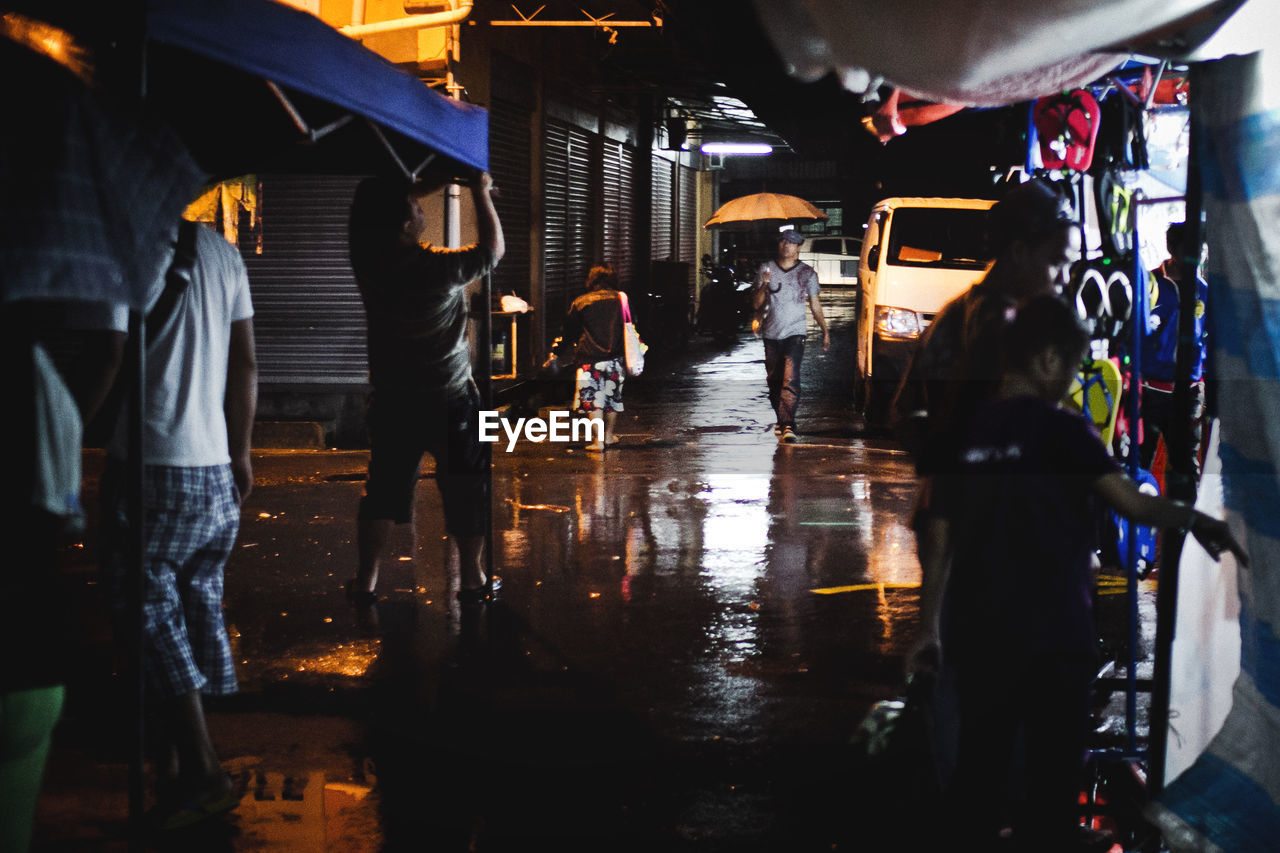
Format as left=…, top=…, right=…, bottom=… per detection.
left=240, top=174, right=368, bottom=385
left=544, top=121, right=569, bottom=324
left=489, top=98, right=532, bottom=302
left=567, top=124, right=593, bottom=299
left=601, top=139, right=636, bottom=290
left=651, top=154, right=673, bottom=261
left=677, top=163, right=698, bottom=277
left=543, top=118, right=595, bottom=324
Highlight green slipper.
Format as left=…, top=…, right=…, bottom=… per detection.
left=152, top=787, right=241, bottom=832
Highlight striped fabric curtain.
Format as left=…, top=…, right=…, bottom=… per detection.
left=1148, top=48, right=1280, bottom=853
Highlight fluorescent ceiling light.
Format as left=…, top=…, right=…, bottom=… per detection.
left=700, top=142, right=773, bottom=155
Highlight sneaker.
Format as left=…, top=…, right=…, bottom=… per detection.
left=780, top=425, right=797, bottom=443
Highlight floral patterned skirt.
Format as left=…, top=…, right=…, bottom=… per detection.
left=575, top=358, right=625, bottom=412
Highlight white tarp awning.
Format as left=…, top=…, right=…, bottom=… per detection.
left=752, top=0, right=1252, bottom=105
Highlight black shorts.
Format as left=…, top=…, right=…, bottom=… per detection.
left=358, top=382, right=489, bottom=537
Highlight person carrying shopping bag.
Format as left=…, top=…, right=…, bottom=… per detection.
left=548, top=265, right=632, bottom=452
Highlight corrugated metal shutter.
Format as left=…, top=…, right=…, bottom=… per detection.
left=567, top=125, right=593, bottom=294
left=543, top=118, right=595, bottom=324
left=489, top=98, right=532, bottom=301
left=677, top=164, right=699, bottom=291
left=240, top=174, right=368, bottom=385
left=677, top=164, right=698, bottom=263
left=544, top=121, right=569, bottom=323
left=651, top=154, right=673, bottom=261
left=601, top=139, right=635, bottom=289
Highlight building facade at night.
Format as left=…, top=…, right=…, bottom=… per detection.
left=235, top=2, right=708, bottom=445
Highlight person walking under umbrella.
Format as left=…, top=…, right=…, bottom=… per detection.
left=752, top=229, right=830, bottom=442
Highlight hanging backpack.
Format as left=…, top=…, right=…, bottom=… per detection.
left=1095, top=91, right=1150, bottom=171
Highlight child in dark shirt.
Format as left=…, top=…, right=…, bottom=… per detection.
left=913, top=295, right=1246, bottom=852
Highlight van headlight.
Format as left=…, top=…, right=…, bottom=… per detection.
left=875, top=306, right=922, bottom=339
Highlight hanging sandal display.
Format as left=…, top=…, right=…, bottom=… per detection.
left=1033, top=89, right=1102, bottom=172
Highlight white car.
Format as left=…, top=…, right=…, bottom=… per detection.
left=799, top=235, right=862, bottom=288
left=856, top=197, right=996, bottom=425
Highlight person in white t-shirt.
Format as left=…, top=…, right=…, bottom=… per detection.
left=752, top=229, right=829, bottom=443
left=100, top=220, right=257, bottom=830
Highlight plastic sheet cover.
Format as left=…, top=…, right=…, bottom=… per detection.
left=751, top=0, right=1216, bottom=105
left=1146, top=48, right=1280, bottom=853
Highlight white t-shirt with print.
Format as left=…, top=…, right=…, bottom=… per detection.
left=756, top=259, right=819, bottom=339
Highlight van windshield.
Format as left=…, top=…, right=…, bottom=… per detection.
left=886, top=208, right=992, bottom=270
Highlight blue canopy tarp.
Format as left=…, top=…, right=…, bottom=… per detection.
left=144, top=0, right=488, bottom=179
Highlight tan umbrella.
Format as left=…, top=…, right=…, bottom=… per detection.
left=704, top=192, right=828, bottom=229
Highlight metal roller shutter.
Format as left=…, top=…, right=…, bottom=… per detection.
left=543, top=118, right=595, bottom=324
left=489, top=98, right=532, bottom=302
left=601, top=139, right=636, bottom=290
left=544, top=121, right=569, bottom=324
left=677, top=163, right=698, bottom=290
left=240, top=174, right=368, bottom=385
left=567, top=125, right=593, bottom=297
left=651, top=154, right=673, bottom=261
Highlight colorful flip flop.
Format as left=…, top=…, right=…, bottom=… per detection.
left=1034, top=89, right=1101, bottom=172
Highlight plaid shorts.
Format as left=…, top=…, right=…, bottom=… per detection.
left=101, top=463, right=240, bottom=699
left=575, top=359, right=625, bottom=413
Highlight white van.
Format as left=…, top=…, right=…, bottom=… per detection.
left=856, top=197, right=996, bottom=424
left=799, top=235, right=862, bottom=288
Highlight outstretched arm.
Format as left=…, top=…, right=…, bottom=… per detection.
left=908, top=513, right=950, bottom=677
left=1093, top=471, right=1248, bottom=565
left=551, top=307, right=582, bottom=363
left=226, top=317, right=258, bottom=503
left=66, top=328, right=126, bottom=422
left=472, top=171, right=505, bottom=265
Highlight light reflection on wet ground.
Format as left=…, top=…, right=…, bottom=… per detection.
left=40, top=290, right=990, bottom=849
left=488, top=291, right=925, bottom=767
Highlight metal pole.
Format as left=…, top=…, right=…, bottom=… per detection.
left=478, top=273, right=495, bottom=592
left=1148, top=61, right=1206, bottom=798
left=127, top=10, right=149, bottom=846
left=1125, top=206, right=1145, bottom=759
left=1024, top=102, right=1039, bottom=175
left=440, top=46, right=489, bottom=589
left=444, top=68, right=462, bottom=249
left=125, top=313, right=146, bottom=848
left=446, top=180, right=462, bottom=248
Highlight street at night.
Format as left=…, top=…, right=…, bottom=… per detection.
left=32, top=291, right=1153, bottom=851
left=6, top=1, right=1276, bottom=851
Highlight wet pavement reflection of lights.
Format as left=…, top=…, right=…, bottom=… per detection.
left=264, top=640, right=381, bottom=679
left=695, top=475, right=770, bottom=683
left=38, top=289, right=955, bottom=849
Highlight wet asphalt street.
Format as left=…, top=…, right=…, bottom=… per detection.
left=33, top=290, right=1150, bottom=851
